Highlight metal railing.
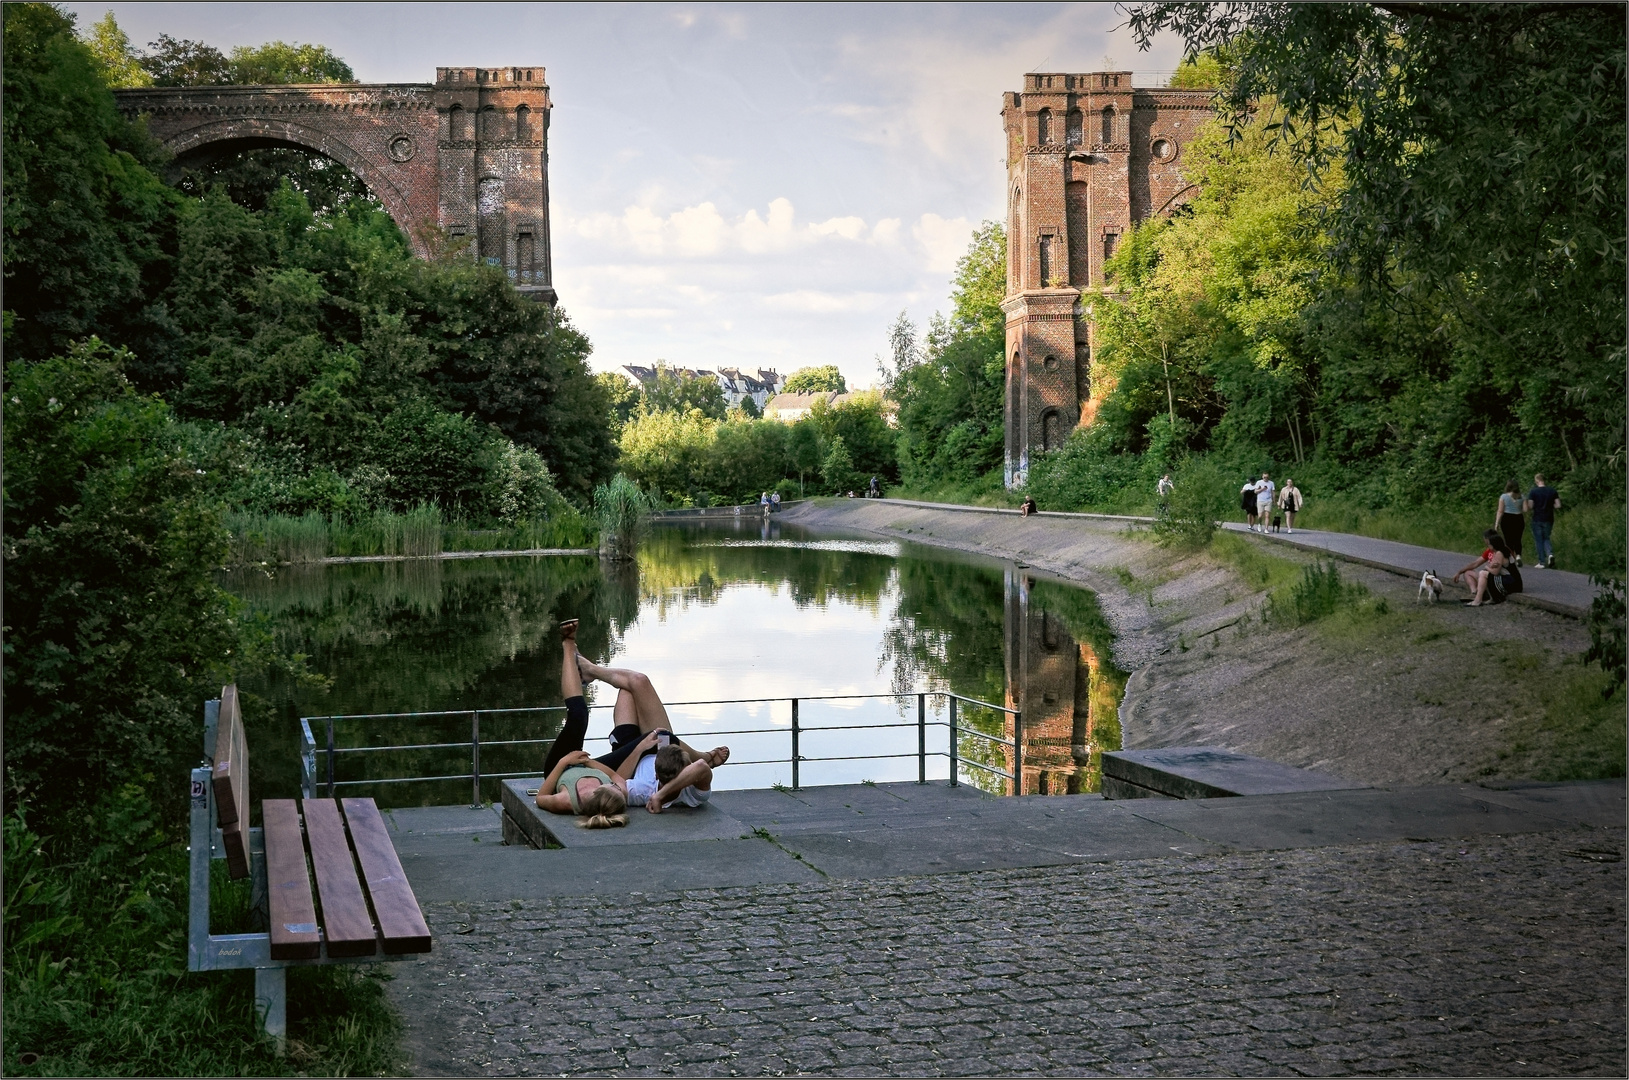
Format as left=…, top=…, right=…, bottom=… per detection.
left=299, top=691, right=1022, bottom=804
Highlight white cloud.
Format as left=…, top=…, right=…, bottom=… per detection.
left=913, top=214, right=974, bottom=273
left=564, top=197, right=907, bottom=258
left=760, top=290, right=887, bottom=313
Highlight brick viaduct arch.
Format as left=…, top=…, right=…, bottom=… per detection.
left=114, top=66, right=555, bottom=304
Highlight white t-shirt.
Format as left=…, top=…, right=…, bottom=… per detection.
left=1255, top=480, right=1276, bottom=507
left=625, top=753, right=710, bottom=808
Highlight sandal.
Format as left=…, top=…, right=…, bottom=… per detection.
left=705, top=746, right=731, bottom=768
left=559, top=618, right=579, bottom=641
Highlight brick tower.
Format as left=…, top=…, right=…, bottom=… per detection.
left=1000, top=72, right=1214, bottom=487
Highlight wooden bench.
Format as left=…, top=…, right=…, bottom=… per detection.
left=189, top=685, right=432, bottom=1051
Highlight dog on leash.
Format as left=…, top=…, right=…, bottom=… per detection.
left=1417, top=570, right=1443, bottom=602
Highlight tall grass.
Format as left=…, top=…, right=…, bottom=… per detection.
left=225, top=505, right=595, bottom=566
left=594, top=474, right=650, bottom=560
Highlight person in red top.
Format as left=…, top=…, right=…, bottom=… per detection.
left=1451, top=530, right=1515, bottom=606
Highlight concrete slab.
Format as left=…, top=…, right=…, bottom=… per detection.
left=498, top=778, right=751, bottom=848
left=396, top=837, right=824, bottom=902
left=1103, top=745, right=1365, bottom=799
left=1460, top=778, right=1627, bottom=829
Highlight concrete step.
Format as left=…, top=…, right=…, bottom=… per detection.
left=1102, top=745, right=1365, bottom=800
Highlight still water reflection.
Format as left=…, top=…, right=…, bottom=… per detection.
left=227, top=516, right=1125, bottom=806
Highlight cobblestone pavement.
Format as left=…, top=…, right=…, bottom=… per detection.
left=391, top=828, right=1625, bottom=1076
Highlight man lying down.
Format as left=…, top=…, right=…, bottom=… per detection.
left=533, top=619, right=730, bottom=827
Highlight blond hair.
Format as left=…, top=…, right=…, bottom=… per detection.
left=577, top=783, right=628, bottom=829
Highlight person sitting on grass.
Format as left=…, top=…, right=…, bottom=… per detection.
left=532, top=620, right=630, bottom=828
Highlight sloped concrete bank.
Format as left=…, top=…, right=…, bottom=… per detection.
left=779, top=499, right=1597, bottom=787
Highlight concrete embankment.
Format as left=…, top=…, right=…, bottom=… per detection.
left=779, top=498, right=1599, bottom=788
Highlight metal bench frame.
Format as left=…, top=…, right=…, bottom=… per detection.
left=188, top=697, right=424, bottom=1051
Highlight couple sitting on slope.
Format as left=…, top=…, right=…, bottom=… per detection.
left=534, top=619, right=730, bottom=829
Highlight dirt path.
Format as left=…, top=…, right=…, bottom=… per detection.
left=780, top=499, right=1603, bottom=787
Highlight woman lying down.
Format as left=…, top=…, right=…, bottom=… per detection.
left=533, top=619, right=731, bottom=828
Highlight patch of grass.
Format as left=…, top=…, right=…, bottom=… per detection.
left=889, top=472, right=1020, bottom=509
left=1490, top=662, right=1627, bottom=782
left=1207, top=531, right=1304, bottom=592
left=4, top=802, right=403, bottom=1077
left=1267, top=561, right=1374, bottom=627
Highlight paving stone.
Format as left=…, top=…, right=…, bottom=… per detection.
left=392, top=828, right=1624, bottom=1076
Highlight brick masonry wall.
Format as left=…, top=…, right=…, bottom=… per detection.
left=1000, top=73, right=1213, bottom=487
left=115, top=66, right=554, bottom=301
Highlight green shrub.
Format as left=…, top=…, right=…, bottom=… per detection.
left=1152, top=457, right=1234, bottom=548
left=1268, top=560, right=1369, bottom=626
left=593, top=474, right=649, bottom=558
left=1025, top=427, right=1146, bottom=512
left=1585, top=575, right=1626, bottom=696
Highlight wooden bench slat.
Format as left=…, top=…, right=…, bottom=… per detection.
left=214, top=687, right=252, bottom=879
left=342, top=798, right=432, bottom=955
left=302, top=800, right=377, bottom=958
left=263, top=799, right=320, bottom=960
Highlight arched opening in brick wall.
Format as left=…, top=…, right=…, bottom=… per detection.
left=515, top=104, right=531, bottom=140
left=448, top=104, right=468, bottom=142
left=1066, top=110, right=1083, bottom=146
left=1041, top=408, right=1063, bottom=452
left=1100, top=106, right=1116, bottom=145
left=159, top=120, right=414, bottom=239
left=1037, top=108, right=1053, bottom=145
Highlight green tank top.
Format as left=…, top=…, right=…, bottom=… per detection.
left=557, top=765, right=604, bottom=813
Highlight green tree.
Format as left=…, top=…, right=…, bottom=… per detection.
left=229, top=40, right=354, bottom=83
left=597, top=370, right=642, bottom=428
left=643, top=364, right=727, bottom=419
left=138, top=33, right=233, bottom=86
left=82, top=11, right=151, bottom=87
left=2, top=342, right=249, bottom=814
left=821, top=435, right=857, bottom=495
left=3, top=3, right=177, bottom=364
left=784, top=364, right=847, bottom=394
left=618, top=407, right=715, bottom=502
left=892, top=222, right=1008, bottom=486
left=1128, top=2, right=1627, bottom=499
left=787, top=420, right=824, bottom=495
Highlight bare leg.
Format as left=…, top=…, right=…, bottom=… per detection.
left=575, top=658, right=673, bottom=733
left=560, top=630, right=582, bottom=701
left=1468, top=570, right=1489, bottom=605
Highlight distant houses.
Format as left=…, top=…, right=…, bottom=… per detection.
left=621, top=365, right=786, bottom=411
left=765, top=391, right=897, bottom=425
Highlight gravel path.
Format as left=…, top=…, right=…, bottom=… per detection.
left=391, top=828, right=1625, bottom=1076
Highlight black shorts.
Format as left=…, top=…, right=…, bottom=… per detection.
left=596, top=724, right=674, bottom=772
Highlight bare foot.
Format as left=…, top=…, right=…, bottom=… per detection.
left=575, top=654, right=595, bottom=682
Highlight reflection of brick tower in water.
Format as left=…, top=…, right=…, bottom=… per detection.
left=1003, top=569, right=1120, bottom=794
left=1000, top=72, right=1214, bottom=487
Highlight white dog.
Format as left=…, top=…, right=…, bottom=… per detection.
left=1417, top=570, right=1443, bottom=602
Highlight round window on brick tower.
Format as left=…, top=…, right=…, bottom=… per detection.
left=1043, top=354, right=1059, bottom=372
left=1152, top=138, right=1176, bottom=162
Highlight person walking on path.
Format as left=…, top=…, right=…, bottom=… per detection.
left=1495, top=480, right=1526, bottom=566
left=1524, top=473, right=1560, bottom=569
left=1278, top=479, right=1303, bottom=533
left=1240, top=478, right=1259, bottom=530
left=1157, top=473, right=1175, bottom=512
left=1254, top=472, right=1276, bottom=533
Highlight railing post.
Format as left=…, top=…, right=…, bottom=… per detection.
left=325, top=719, right=335, bottom=798
left=1012, top=709, right=1024, bottom=797
left=471, top=711, right=481, bottom=807
left=917, top=693, right=926, bottom=784
left=948, top=696, right=959, bottom=787
left=790, top=698, right=800, bottom=791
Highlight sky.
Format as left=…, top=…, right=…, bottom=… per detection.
left=68, top=2, right=1188, bottom=389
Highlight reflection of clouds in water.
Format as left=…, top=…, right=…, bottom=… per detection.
left=693, top=539, right=902, bottom=557
left=595, top=580, right=902, bottom=754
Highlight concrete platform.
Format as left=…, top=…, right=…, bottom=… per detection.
left=498, top=777, right=750, bottom=848
left=383, top=777, right=1625, bottom=902
left=1101, top=745, right=1365, bottom=799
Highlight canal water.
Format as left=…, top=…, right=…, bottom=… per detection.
left=227, top=516, right=1125, bottom=806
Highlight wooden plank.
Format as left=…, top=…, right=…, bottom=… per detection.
left=342, top=798, right=432, bottom=955
left=211, top=685, right=244, bottom=826
left=262, top=799, right=320, bottom=960
left=213, top=686, right=251, bottom=879
left=301, top=800, right=377, bottom=958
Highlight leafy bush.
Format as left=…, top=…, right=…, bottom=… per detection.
left=1152, top=457, right=1234, bottom=548
left=1026, top=426, right=1147, bottom=511
left=1584, top=576, right=1626, bottom=696
left=1268, top=561, right=1370, bottom=626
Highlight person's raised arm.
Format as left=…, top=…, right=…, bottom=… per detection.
left=646, top=760, right=712, bottom=814
left=615, top=731, right=660, bottom=779
left=541, top=750, right=589, bottom=799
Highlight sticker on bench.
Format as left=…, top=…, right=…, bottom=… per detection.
left=284, top=922, right=318, bottom=934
